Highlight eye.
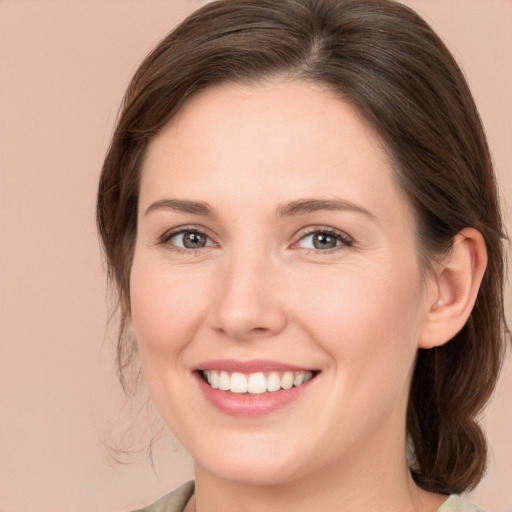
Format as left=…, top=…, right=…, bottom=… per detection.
left=163, top=229, right=215, bottom=250
left=295, top=228, right=353, bottom=251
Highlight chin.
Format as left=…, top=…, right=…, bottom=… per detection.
left=200, top=459, right=305, bottom=487
left=190, top=434, right=315, bottom=486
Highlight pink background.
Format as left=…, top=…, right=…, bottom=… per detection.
left=0, top=1, right=510, bottom=511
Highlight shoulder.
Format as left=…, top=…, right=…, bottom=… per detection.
left=129, top=481, right=195, bottom=512
left=437, top=495, right=485, bottom=512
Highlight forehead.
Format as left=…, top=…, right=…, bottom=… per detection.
left=140, top=80, right=412, bottom=228
left=145, top=79, right=387, bottom=168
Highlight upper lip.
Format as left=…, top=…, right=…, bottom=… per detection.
left=192, top=359, right=317, bottom=373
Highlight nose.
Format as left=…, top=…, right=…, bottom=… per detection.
left=208, top=251, right=287, bottom=341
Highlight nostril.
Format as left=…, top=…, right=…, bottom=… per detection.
left=249, top=327, right=269, bottom=335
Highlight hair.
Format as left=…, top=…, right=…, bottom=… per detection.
left=97, top=0, right=509, bottom=495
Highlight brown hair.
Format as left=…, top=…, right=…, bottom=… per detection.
left=97, top=0, right=509, bottom=494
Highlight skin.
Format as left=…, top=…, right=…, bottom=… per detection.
left=130, top=80, right=486, bottom=512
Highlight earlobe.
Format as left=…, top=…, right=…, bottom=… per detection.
left=418, top=228, right=488, bottom=349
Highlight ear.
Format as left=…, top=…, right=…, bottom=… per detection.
left=418, top=228, right=488, bottom=349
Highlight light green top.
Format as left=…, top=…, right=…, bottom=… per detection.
left=131, top=481, right=194, bottom=512
left=437, top=494, right=484, bottom=512
left=131, top=481, right=484, bottom=512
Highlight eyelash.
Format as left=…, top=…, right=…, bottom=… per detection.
left=295, top=227, right=354, bottom=253
left=159, top=226, right=354, bottom=254
left=159, top=226, right=216, bottom=254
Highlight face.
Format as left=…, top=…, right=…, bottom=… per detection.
left=130, top=81, right=433, bottom=487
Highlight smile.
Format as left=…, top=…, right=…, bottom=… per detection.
left=193, top=360, right=319, bottom=416
left=201, top=370, right=314, bottom=394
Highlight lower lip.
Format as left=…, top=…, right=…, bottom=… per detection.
left=194, top=372, right=316, bottom=417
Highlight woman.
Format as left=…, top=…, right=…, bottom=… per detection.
left=96, top=0, right=509, bottom=511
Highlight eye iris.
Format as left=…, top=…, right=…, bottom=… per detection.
left=183, top=232, right=206, bottom=248
left=313, top=233, right=337, bottom=249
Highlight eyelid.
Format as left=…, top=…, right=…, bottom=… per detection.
left=157, top=224, right=353, bottom=253
left=159, top=225, right=218, bottom=249
left=291, top=226, right=354, bottom=251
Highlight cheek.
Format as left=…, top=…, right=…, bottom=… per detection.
left=291, top=261, right=425, bottom=452
left=128, top=258, right=215, bottom=433
left=129, top=258, right=209, bottom=365
left=293, top=259, right=424, bottom=385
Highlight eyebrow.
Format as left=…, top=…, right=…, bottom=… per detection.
left=144, top=199, right=214, bottom=217
left=277, top=198, right=377, bottom=221
left=144, top=197, right=376, bottom=221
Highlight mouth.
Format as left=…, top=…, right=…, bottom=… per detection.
left=192, top=359, right=320, bottom=416
left=198, top=369, right=316, bottom=395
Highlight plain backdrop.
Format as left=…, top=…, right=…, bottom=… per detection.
left=0, top=1, right=511, bottom=511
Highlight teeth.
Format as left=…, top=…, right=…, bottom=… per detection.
left=230, top=372, right=248, bottom=393
left=203, top=370, right=314, bottom=394
left=293, top=372, right=304, bottom=386
left=218, top=371, right=230, bottom=391
left=247, top=372, right=267, bottom=394
left=281, top=371, right=294, bottom=390
left=266, top=372, right=281, bottom=392
left=209, top=370, right=219, bottom=389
